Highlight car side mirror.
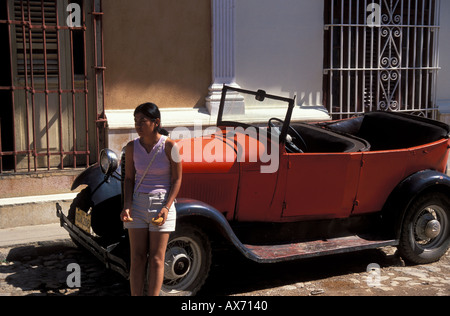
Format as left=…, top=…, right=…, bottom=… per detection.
left=100, top=149, right=119, bottom=175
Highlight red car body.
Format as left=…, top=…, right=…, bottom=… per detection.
left=180, top=135, right=448, bottom=221
left=178, top=96, right=449, bottom=224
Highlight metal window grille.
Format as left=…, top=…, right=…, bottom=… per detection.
left=0, top=0, right=106, bottom=174
left=323, top=0, right=440, bottom=119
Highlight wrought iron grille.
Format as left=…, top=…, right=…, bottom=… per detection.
left=323, top=0, right=440, bottom=119
left=0, top=0, right=106, bottom=173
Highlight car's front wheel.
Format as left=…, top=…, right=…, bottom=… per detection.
left=160, top=224, right=212, bottom=296
left=398, top=192, right=450, bottom=264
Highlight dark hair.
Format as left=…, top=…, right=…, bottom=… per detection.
left=134, top=102, right=168, bottom=136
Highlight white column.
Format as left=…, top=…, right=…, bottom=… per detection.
left=206, top=0, right=244, bottom=116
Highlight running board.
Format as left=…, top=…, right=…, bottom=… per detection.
left=241, top=236, right=399, bottom=263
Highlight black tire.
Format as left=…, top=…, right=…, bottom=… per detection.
left=160, top=224, right=212, bottom=296
left=398, top=192, right=450, bottom=264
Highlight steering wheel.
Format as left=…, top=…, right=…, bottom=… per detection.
left=268, top=117, right=307, bottom=153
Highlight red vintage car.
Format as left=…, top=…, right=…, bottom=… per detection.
left=57, top=85, right=450, bottom=295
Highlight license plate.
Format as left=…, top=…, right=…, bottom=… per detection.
left=75, top=207, right=91, bottom=234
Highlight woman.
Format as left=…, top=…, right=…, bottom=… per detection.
left=120, top=102, right=182, bottom=296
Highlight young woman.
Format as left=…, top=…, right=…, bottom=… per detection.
left=120, top=102, right=182, bottom=296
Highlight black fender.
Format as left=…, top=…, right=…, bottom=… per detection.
left=175, top=198, right=257, bottom=261
left=71, top=163, right=121, bottom=207
left=382, top=169, right=450, bottom=239
left=70, top=163, right=122, bottom=237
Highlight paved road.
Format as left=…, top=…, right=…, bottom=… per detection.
left=0, top=241, right=128, bottom=296
left=205, top=247, right=450, bottom=296
left=1, top=239, right=449, bottom=296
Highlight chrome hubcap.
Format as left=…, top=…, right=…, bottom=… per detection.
left=413, top=205, right=447, bottom=248
left=424, top=219, right=441, bottom=239
left=164, top=247, right=191, bottom=280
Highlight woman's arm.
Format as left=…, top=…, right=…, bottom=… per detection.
left=120, top=141, right=135, bottom=222
left=158, top=138, right=182, bottom=223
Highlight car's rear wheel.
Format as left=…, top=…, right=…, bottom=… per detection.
left=160, top=224, right=212, bottom=296
left=398, top=192, right=450, bottom=264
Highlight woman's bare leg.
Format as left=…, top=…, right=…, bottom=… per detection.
left=128, top=228, right=149, bottom=296
left=147, top=232, right=170, bottom=296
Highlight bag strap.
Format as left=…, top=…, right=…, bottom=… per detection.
left=135, top=137, right=165, bottom=192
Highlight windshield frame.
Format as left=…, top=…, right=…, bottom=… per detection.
left=217, top=85, right=296, bottom=146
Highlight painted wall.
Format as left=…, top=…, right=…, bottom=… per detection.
left=437, top=0, right=450, bottom=112
left=235, top=0, right=324, bottom=107
left=102, top=0, right=212, bottom=110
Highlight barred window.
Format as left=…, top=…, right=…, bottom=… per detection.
left=0, top=0, right=104, bottom=173
left=323, top=0, right=440, bottom=119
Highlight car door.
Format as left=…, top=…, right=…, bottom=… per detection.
left=282, top=152, right=363, bottom=220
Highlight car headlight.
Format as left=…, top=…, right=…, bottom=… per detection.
left=100, top=149, right=119, bottom=175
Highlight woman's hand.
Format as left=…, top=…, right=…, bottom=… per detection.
left=120, top=208, right=133, bottom=222
left=152, top=206, right=169, bottom=226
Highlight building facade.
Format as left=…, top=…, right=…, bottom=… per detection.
left=1, top=0, right=449, bottom=172
left=0, top=0, right=450, bottom=226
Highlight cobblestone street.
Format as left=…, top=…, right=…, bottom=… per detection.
left=0, top=241, right=129, bottom=296
left=1, top=239, right=449, bottom=296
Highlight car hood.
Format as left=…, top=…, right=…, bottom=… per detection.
left=175, top=129, right=273, bottom=174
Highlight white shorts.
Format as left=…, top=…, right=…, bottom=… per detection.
left=124, top=192, right=176, bottom=232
